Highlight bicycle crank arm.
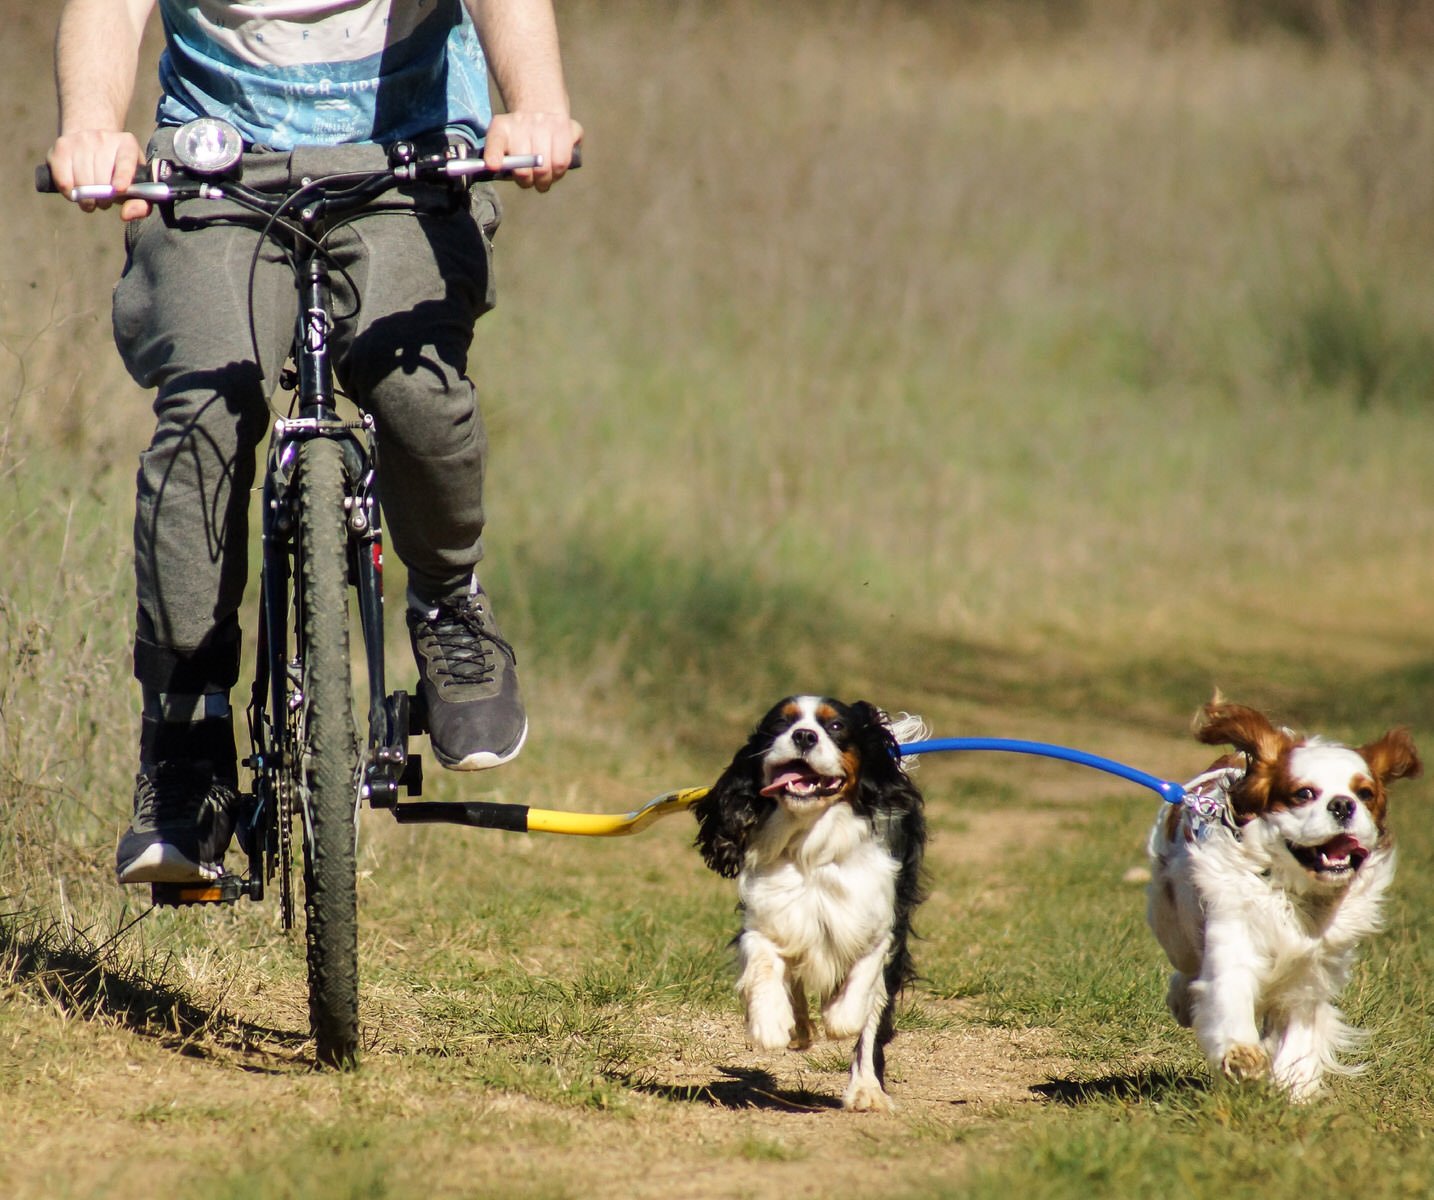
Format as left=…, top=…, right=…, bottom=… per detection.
left=362, top=691, right=426, bottom=806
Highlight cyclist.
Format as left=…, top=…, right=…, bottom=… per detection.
left=44, top=0, right=582, bottom=886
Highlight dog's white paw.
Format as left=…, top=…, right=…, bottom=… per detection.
left=1221, top=1043, right=1271, bottom=1082
left=842, top=1080, right=895, bottom=1113
left=747, top=1008, right=795, bottom=1052
left=1281, top=1076, right=1325, bottom=1103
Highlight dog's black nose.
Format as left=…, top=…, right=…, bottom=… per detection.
left=791, top=727, right=818, bottom=752
left=1327, top=796, right=1356, bottom=825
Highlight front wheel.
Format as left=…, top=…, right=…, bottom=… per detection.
left=292, top=437, right=361, bottom=1067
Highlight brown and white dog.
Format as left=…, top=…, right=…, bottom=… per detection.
left=1147, top=697, right=1420, bottom=1099
left=693, top=696, right=926, bottom=1111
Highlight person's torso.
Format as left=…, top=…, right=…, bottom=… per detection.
left=155, top=0, right=491, bottom=149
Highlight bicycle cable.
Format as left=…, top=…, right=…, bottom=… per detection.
left=226, top=171, right=379, bottom=416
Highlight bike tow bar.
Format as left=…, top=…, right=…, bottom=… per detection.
left=387, top=787, right=709, bottom=838
left=385, top=738, right=1187, bottom=838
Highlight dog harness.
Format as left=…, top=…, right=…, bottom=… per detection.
left=1180, top=761, right=1246, bottom=841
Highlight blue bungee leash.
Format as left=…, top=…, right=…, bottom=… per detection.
left=900, top=737, right=1187, bottom=805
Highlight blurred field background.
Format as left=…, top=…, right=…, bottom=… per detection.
left=4, top=1, right=1434, bottom=1197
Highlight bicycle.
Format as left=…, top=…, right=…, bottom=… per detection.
left=38, top=119, right=563, bottom=1067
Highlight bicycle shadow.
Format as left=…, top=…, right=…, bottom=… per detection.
left=625, top=1066, right=843, bottom=1112
left=0, top=914, right=309, bottom=1072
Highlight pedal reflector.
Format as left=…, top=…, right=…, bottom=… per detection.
left=151, top=876, right=254, bottom=906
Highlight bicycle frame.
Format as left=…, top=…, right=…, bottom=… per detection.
left=269, top=227, right=425, bottom=897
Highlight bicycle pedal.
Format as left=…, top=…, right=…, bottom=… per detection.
left=151, top=876, right=259, bottom=906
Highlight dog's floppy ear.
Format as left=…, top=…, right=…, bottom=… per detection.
left=849, top=700, right=923, bottom=820
left=1360, top=727, right=1422, bottom=787
left=693, top=733, right=772, bottom=879
left=1195, top=696, right=1290, bottom=766
left=847, top=701, right=901, bottom=783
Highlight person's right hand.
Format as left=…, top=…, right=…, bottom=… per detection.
left=47, top=128, right=151, bottom=220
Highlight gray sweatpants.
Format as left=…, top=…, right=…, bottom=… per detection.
left=113, top=133, right=500, bottom=694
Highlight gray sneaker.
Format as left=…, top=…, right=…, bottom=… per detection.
left=407, top=588, right=527, bottom=770
left=115, top=763, right=238, bottom=885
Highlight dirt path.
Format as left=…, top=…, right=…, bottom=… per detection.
left=4, top=804, right=1084, bottom=1199
left=552, top=1010, right=1072, bottom=1200
left=4, top=962, right=1075, bottom=1200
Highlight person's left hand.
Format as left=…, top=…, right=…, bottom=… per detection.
left=482, top=111, right=582, bottom=191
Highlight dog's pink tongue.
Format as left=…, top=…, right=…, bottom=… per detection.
left=1322, top=833, right=1365, bottom=858
left=761, top=769, right=809, bottom=797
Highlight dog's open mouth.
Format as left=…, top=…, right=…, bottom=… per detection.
left=761, top=763, right=845, bottom=800
left=1287, top=833, right=1370, bottom=876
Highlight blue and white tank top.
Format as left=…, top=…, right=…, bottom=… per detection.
left=155, top=0, right=492, bottom=148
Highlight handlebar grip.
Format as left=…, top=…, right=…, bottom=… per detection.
left=35, top=161, right=154, bottom=195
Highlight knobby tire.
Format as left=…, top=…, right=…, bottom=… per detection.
left=293, top=437, right=361, bottom=1068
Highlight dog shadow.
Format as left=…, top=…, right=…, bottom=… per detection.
left=1, top=917, right=309, bottom=1071
left=628, top=1066, right=844, bottom=1112
left=1033, top=1068, right=1207, bottom=1105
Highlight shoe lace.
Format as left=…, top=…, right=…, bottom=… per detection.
left=136, top=762, right=216, bottom=821
left=422, top=601, right=516, bottom=686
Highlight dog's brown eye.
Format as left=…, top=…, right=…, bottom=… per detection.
left=827, top=720, right=845, bottom=735
left=1356, top=786, right=1375, bottom=802
left=1294, top=787, right=1316, bottom=802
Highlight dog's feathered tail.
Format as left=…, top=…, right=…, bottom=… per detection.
left=885, top=711, right=929, bottom=773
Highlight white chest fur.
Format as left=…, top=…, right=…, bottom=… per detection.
left=738, top=804, right=898, bottom=996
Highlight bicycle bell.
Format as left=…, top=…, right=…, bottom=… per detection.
left=171, top=117, right=244, bottom=175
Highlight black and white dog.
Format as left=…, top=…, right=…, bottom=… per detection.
left=694, top=696, right=926, bottom=1111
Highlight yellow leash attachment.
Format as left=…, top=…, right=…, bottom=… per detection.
left=524, top=787, right=710, bottom=837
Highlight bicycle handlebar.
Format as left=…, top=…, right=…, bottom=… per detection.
left=35, top=146, right=580, bottom=202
